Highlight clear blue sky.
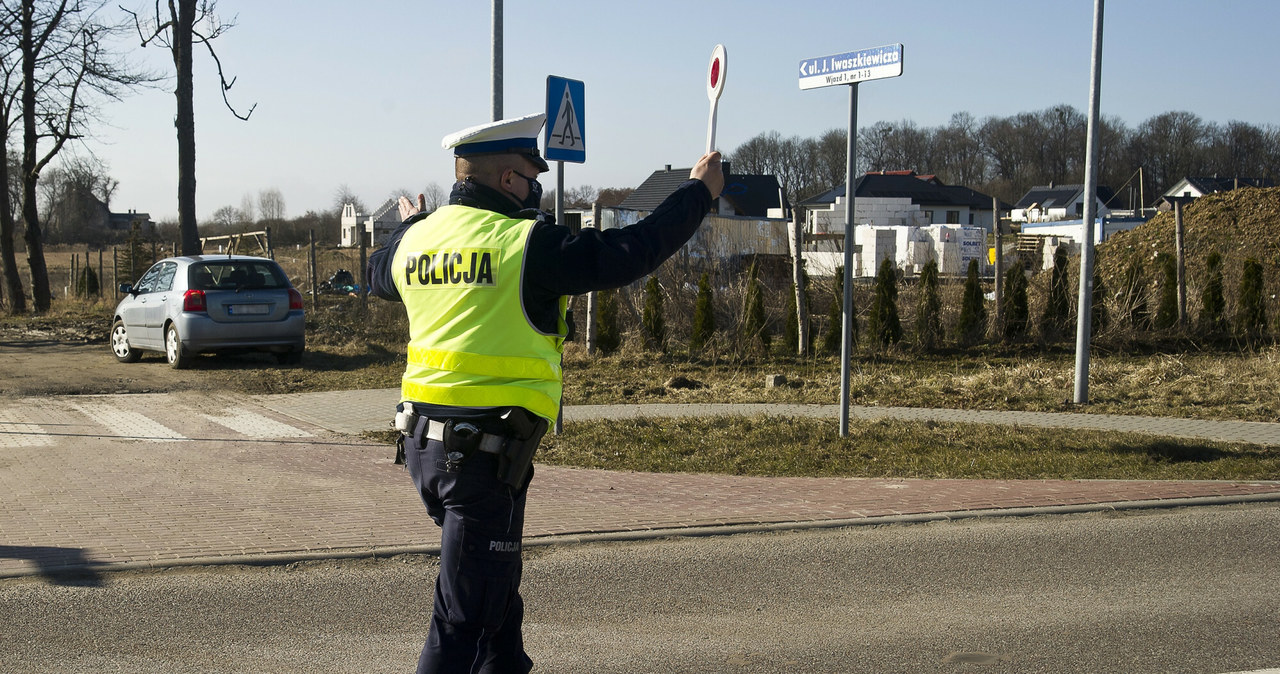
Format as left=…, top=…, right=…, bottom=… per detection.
left=80, top=0, right=1280, bottom=223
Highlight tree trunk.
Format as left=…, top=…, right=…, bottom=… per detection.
left=20, top=0, right=50, bottom=311
left=0, top=132, right=26, bottom=314
left=174, top=0, right=200, bottom=255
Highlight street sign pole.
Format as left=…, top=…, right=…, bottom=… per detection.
left=839, top=83, right=859, bottom=436
left=545, top=75, right=585, bottom=435
left=799, top=43, right=902, bottom=437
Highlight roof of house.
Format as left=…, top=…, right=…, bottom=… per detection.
left=618, top=164, right=789, bottom=217
left=1013, top=184, right=1118, bottom=210
left=1171, top=176, right=1277, bottom=195
left=798, top=171, right=1003, bottom=210
left=368, top=198, right=400, bottom=224
left=106, top=210, right=153, bottom=228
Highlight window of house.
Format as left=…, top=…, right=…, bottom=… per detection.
left=946, top=210, right=960, bottom=224
left=969, top=213, right=975, bottom=225
left=923, top=210, right=934, bottom=222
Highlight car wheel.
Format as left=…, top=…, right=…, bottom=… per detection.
left=275, top=348, right=303, bottom=366
left=165, top=323, right=192, bottom=369
left=110, top=319, right=141, bottom=363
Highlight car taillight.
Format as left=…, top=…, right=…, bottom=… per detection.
left=288, top=288, right=304, bottom=311
left=182, top=289, right=207, bottom=312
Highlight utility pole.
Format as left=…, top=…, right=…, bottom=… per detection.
left=1073, top=0, right=1105, bottom=404
left=491, top=0, right=502, bottom=121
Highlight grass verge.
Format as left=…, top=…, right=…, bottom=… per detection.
left=535, top=416, right=1280, bottom=481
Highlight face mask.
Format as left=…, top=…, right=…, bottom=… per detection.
left=513, top=171, right=543, bottom=210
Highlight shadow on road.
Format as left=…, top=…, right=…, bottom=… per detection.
left=0, top=545, right=105, bottom=587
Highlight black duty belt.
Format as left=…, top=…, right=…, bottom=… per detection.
left=424, top=419, right=506, bottom=454
left=394, top=410, right=508, bottom=454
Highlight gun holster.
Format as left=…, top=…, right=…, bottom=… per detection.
left=495, top=408, right=548, bottom=489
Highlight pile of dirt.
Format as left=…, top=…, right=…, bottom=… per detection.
left=1097, top=186, right=1280, bottom=297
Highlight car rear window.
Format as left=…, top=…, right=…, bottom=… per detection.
left=189, top=261, right=290, bottom=290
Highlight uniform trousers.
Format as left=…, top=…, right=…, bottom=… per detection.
left=404, top=427, right=534, bottom=674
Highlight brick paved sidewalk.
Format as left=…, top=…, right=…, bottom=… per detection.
left=1, top=391, right=1278, bottom=580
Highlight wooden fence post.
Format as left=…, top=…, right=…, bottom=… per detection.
left=308, top=230, right=318, bottom=313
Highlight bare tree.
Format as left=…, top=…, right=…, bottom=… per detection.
left=421, top=181, right=445, bottom=211
left=0, top=0, right=149, bottom=313
left=811, top=127, right=846, bottom=191
left=257, top=186, right=283, bottom=221
left=236, top=191, right=253, bottom=223
left=38, top=154, right=117, bottom=243
left=332, top=183, right=364, bottom=216
left=125, top=0, right=254, bottom=257
left=209, top=203, right=235, bottom=229
left=1203, top=120, right=1275, bottom=181
left=1038, top=104, right=1086, bottom=182
left=0, top=9, right=21, bottom=311
left=1130, top=111, right=1210, bottom=203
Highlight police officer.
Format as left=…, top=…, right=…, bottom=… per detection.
left=368, top=112, right=724, bottom=673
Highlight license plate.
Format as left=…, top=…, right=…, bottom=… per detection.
left=228, top=304, right=270, bottom=315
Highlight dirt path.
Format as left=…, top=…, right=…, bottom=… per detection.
left=0, top=326, right=284, bottom=397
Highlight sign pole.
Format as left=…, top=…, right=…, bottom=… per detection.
left=554, top=160, right=565, bottom=435
left=797, top=43, right=902, bottom=438
left=545, top=75, right=585, bottom=435
left=839, top=82, right=859, bottom=437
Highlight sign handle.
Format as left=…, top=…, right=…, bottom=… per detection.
left=706, top=99, right=719, bottom=154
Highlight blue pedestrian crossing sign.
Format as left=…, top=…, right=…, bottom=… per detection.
left=545, top=76, right=585, bottom=163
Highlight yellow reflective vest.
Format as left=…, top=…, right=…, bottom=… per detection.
left=391, top=205, right=567, bottom=423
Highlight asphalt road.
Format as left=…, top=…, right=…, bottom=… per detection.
left=1, top=504, right=1277, bottom=674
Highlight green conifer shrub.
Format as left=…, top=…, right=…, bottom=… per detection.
left=956, top=258, right=987, bottom=345
left=868, top=257, right=901, bottom=347
left=1122, top=258, right=1150, bottom=330
left=913, top=259, right=942, bottom=350
left=1153, top=253, right=1178, bottom=331
left=822, top=266, right=857, bottom=353
left=596, top=288, right=621, bottom=354
left=690, top=272, right=716, bottom=351
left=1237, top=257, right=1267, bottom=340
left=77, top=265, right=101, bottom=297
left=1040, top=245, right=1070, bottom=340
left=1199, top=251, right=1227, bottom=335
left=1002, top=263, right=1029, bottom=340
left=641, top=276, right=666, bottom=352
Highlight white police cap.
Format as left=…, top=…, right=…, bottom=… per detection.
left=442, top=113, right=549, bottom=172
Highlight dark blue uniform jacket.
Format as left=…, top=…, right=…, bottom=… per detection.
left=368, top=176, right=713, bottom=420
left=369, top=178, right=712, bottom=334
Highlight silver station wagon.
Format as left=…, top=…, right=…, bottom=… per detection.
left=111, top=255, right=306, bottom=368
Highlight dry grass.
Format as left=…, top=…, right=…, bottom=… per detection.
left=560, top=342, right=1280, bottom=423
left=537, top=415, right=1280, bottom=481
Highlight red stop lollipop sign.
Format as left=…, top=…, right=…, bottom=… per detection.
left=706, top=44, right=727, bottom=153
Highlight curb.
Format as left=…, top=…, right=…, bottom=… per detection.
left=7, top=492, right=1279, bottom=581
